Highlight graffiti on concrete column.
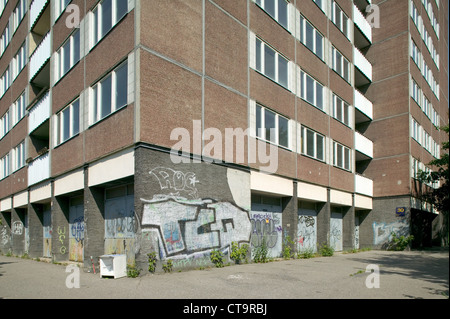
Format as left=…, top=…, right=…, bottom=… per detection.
left=140, top=196, right=251, bottom=258
left=372, top=220, right=409, bottom=245
left=150, top=167, right=200, bottom=199
left=12, top=221, right=23, bottom=235
left=297, top=215, right=317, bottom=252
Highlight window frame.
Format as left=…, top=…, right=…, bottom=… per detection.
left=333, top=141, right=351, bottom=171
left=299, top=14, right=324, bottom=60
left=300, top=126, right=325, bottom=162
left=255, top=104, right=290, bottom=149
left=300, top=71, right=324, bottom=110
left=255, top=37, right=289, bottom=89
left=89, top=60, right=128, bottom=126
left=91, top=0, right=129, bottom=48
left=56, top=98, right=81, bottom=146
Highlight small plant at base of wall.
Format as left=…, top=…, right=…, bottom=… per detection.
left=210, top=249, right=225, bottom=268
left=162, top=259, right=173, bottom=273
left=147, top=252, right=157, bottom=273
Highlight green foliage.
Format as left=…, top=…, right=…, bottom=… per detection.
left=147, top=252, right=157, bottom=273
left=319, top=244, right=334, bottom=257
left=210, top=249, right=225, bottom=268
left=297, top=248, right=315, bottom=259
left=387, top=232, right=414, bottom=251
left=253, top=239, right=269, bottom=263
left=162, top=259, right=173, bottom=273
left=282, top=235, right=295, bottom=259
left=230, top=242, right=249, bottom=264
left=127, top=264, right=140, bottom=278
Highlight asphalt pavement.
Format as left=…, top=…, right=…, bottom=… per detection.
left=0, top=249, right=448, bottom=301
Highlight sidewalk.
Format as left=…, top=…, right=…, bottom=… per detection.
left=0, top=249, right=448, bottom=300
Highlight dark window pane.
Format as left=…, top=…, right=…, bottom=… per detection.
left=316, top=82, right=323, bottom=109
left=278, top=55, right=288, bottom=87
left=101, top=75, right=112, bottom=119
left=256, top=39, right=261, bottom=71
left=306, top=130, right=315, bottom=157
left=101, top=0, right=112, bottom=37
left=116, top=0, right=128, bottom=22
left=306, top=76, right=314, bottom=104
left=264, top=45, right=276, bottom=80
left=305, top=21, right=314, bottom=52
left=115, top=63, right=128, bottom=109
left=256, top=105, right=262, bottom=138
left=73, top=30, right=80, bottom=64
left=265, top=109, right=276, bottom=142
left=278, top=0, right=288, bottom=28
left=265, top=0, right=275, bottom=18
left=72, top=100, right=80, bottom=136
left=316, top=135, right=324, bottom=160
left=278, top=116, right=288, bottom=147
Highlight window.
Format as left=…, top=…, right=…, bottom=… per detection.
left=255, top=0, right=288, bottom=29
left=92, top=0, right=128, bottom=47
left=12, top=141, right=25, bottom=172
left=0, top=24, right=9, bottom=57
left=332, top=47, right=350, bottom=83
left=56, top=30, right=81, bottom=81
left=255, top=104, right=289, bottom=148
left=0, top=67, right=10, bottom=98
left=333, top=142, right=351, bottom=171
left=11, top=92, right=26, bottom=127
left=410, top=39, right=421, bottom=68
left=255, top=38, right=289, bottom=88
left=411, top=79, right=421, bottom=105
left=56, top=99, right=80, bottom=145
left=12, top=0, right=26, bottom=33
left=55, top=0, right=71, bottom=21
left=0, top=153, right=9, bottom=180
left=331, top=1, right=349, bottom=38
left=332, top=94, right=350, bottom=126
left=300, top=126, right=325, bottom=161
left=0, top=110, right=9, bottom=139
left=300, top=71, right=324, bottom=110
left=12, top=42, right=26, bottom=80
left=299, top=15, right=324, bottom=60
left=312, top=0, right=325, bottom=12
left=411, top=118, right=421, bottom=144
left=90, top=61, right=128, bottom=125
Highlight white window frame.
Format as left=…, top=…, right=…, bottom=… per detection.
left=56, top=29, right=81, bottom=82
left=331, top=1, right=350, bottom=39
left=333, top=141, right=351, bottom=171
left=0, top=24, right=10, bottom=58
left=12, top=0, right=27, bottom=34
left=91, top=0, right=129, bottom=48
left=300, top=126, right=325, bottom=162
left=11, top=91, right=26, bottom=128
left=56, top=98, right=81, bottom=145
left=255, top=0, right=289, bottom=30
left=0, top=66, right=10, bottom=98
left=11, top=140, right=25, bottom=173
left=332, top=46, right=350, bottom=83
left=332, top=94, right=350, bottom=126
left=90, top=61, right=128, bottom=125
left=255, top=37, right=289, bottom=89
left=0, top=110, right=9, bottom=139
left=0, top=153, right=10, bottom=180
left=299, top=14, right=324, bottom=60
left=12, top=42, right=26, bottom=81
left=255, top=104, right=290, bottom=148
left=300, top=71, right=324, bottom=110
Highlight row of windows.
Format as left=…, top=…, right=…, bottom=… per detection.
left=54, top=59, right=129, bottom=147
left=411, top=117, right=440, bottom=158
left=421, top=0, right=440, bottom=38
left=251, top=102, right=353, bottom=172
left=0, top=0, right=26, bottom=58
left=253, top=36, right=352, bottom=123
left=0, top=90, right=25, bottom=140
left=410, top=77, right=440, bottom=128
left=412, top=157, right=439, bottom=189
left=0, top=41, right=26, bottom=99
left=0, top=140, right=25, bottom=180
left=410, top=0, right=440, bottom=70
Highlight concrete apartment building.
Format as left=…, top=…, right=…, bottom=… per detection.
left=0, top=0, right=448, bottom=271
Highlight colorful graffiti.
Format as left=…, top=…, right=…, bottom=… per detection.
left=297, top=213, right=317, bottom=253
left=372, top=220, right=409, bottom=246
left=250, top=212, right=282, bottom=257
left=140, top=196, right=251, bottom=259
